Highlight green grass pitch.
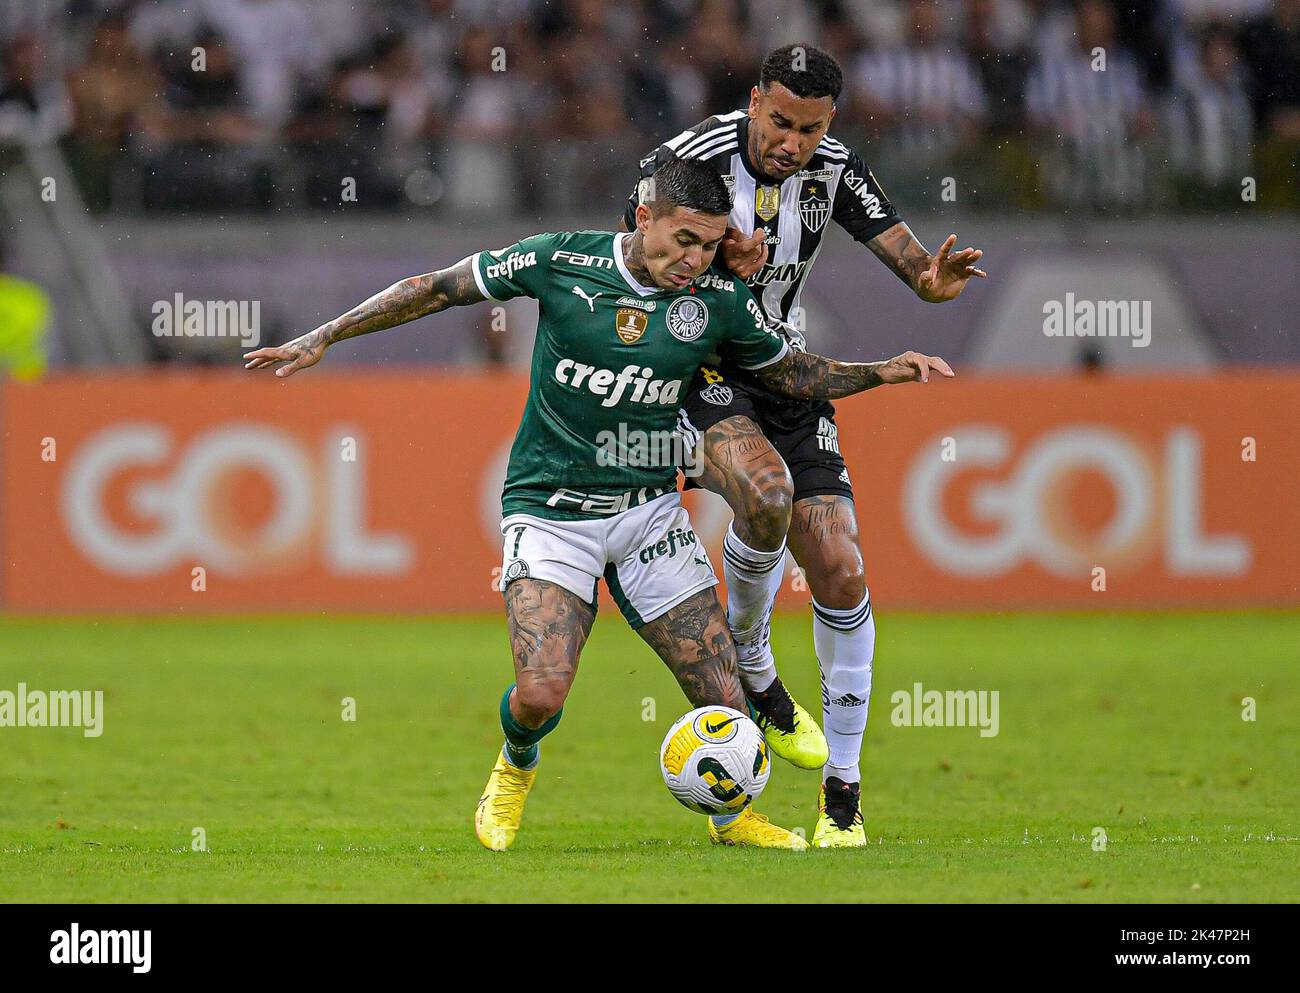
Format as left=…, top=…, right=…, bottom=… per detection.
left=1, top=611, right=1296, bottom=903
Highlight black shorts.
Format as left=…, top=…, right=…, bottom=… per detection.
left=679, top=363, right=854, bottom=502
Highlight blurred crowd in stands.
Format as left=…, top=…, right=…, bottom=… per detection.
left=1, top=0, right=1297, bottom=215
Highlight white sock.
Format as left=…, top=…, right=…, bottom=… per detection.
left=722, top=523, right=787, bottom=694
left=812, top=590, right=875, bottom=784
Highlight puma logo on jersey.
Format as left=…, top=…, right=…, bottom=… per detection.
left=572, top=286, right=603, bottom=311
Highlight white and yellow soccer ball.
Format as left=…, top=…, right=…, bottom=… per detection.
left=659, top=705, right=771, bottom=815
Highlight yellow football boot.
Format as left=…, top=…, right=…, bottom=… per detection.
left=748, top=677, right=829, bottom=771
left=708, top=808, right=809, bottom=850
left=812, top=778, right=867, bottom=848
left=474, top=751, right=537, bottom=852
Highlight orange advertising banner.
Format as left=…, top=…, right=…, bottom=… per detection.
left=2, top=372, right=1296, bottom=612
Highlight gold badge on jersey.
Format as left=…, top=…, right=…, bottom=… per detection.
left=755, top=185, right=780, bottom=222
left=615, top=308, right=648, bottom=344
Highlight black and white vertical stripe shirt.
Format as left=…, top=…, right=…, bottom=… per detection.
left=1024, top=49, right=1150, bottom=204
left=853, top=46, right=988, bottom=157
left=623, top=109, right=902, bottom=348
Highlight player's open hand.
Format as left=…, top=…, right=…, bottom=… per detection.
left=243, top=331, right=328, bottom=378
left=721, top=226, right=769, bottom=280
left=877, top=351, right=955, bottom=385
left=916, top=234, right=986, bottom=303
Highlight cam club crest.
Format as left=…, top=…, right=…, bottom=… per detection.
left=615, top=308, right=648, bottom=344
left=699, top=383, right=734, bottom=406
left=800, top=180, right=830, bottom=232
left=666, top=297, right=709, bottom=342
left=755, top=185, right=780, bottom=223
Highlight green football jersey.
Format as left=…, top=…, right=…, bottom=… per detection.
left=472, top=230, right=789, bottom=521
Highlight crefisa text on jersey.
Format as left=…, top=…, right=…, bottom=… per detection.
left=553, top=360, right=682, bottom=407
left=483, top=250, right=537, bottom=281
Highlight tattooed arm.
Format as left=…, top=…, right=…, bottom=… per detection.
left=754, top=348, right=954, bottom=401
left=868, top=222, right=987, bottom=303
left=243, top=257, right=485, bottom=378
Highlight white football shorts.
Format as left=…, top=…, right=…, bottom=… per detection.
left=499, top=492, right=717, bottom=627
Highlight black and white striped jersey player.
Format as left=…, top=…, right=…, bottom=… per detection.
left=620, top=44, right=985, bottom=847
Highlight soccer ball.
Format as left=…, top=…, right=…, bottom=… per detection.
left=659, top=705, right=771, bottom=815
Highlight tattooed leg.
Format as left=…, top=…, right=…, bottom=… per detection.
left=637, top=588, right=746, bottom=712
left=695, top=415, right=792, bottom=551
left=478, top=578, right=592, bottom=848
left=503, top=578, right=595, bottom=729
left=787, top=495, right=865, bottom=610
left=693, top=416, right=791, bottom=694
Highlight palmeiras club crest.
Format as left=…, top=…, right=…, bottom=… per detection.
left=666, top=297, right=709, bottom=341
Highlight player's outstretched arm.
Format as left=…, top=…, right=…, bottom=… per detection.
left=754, top=349, right=954, bottom=401
left=243, top=257, right=485, bottom=378
left=868, top=223, right=986, bottom=303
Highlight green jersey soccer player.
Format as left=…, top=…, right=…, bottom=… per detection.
left=244, top=157, right=953, bottom=851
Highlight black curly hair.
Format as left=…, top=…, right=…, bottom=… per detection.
left=759, top=43, right=843, bottom=102
left=646, top=156, right=732, bottom=217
